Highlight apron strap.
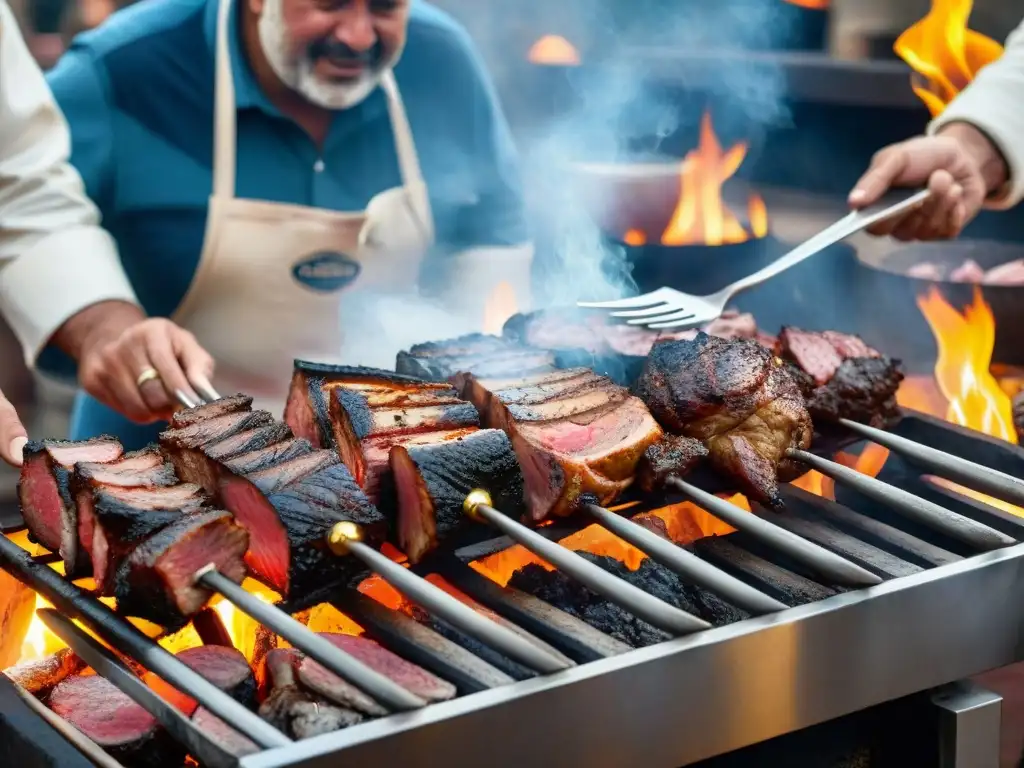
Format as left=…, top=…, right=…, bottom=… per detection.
left=380, top=70, right=433, bottom=238
left=213, top=0, right=237, bottom=200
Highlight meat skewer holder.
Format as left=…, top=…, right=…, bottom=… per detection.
left=39, top=608, right=243, bottom=768
left=325, top=522, right=572, bottom=674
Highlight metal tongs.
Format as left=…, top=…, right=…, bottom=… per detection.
left=578, top=188, right=932, bottom=329
left=175, top=381, right=223, bottom=409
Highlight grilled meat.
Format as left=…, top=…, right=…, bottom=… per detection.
left=1014, top=392, right=1024, bottom=443
left=248, top=450, right=338, bottom=494
left=636, top=333, right=812, bottom=508
left=454, top=368, right=663, bottom=520
left=161, top=410, right=274, bottom=452
left=74, top=447, right=176, bottom=488
left=114, top=509, right=249, bottom=629
left=218, top=458, right=386, bottom=596
left=19, top=436, right=123, bottom=572
left=165, top=415, right=287, bottom=493
left=303, top=633, right=457, bottom=704
left=144, top=646, right=256, bottom=716
left=205, top=423, right=294, bottom=461
left=395, top=333, right=557, bottom=381
left=84, top=483, right=206, bottom=594
left=637, top=434, right=710, bottom=492
left=170, top=394, right=253, bottom=427
left=192, top=707, right=260, bottom=757
left=325, top=372, right=479, bottom=504
left=259, top=648, right=362, bottom=739
left=223, top=437, right=314, bottom=474
left=3, top=649, right=84, bottom=695
left=49, top=674, right=182, bottom=767
left=778, top=327, right=903, bottom=428
left=390, top=429, right=526, bottom=563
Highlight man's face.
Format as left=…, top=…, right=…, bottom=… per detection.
left=254, top=0, right=410, bottom=109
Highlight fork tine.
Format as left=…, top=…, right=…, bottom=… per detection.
left=627, top=309, right=696, bottom=326
left=610, top=304, right=675, bottom=319
left=646, top=314, right=704, bottom=330
left=576, top=289, right=671, bottom=310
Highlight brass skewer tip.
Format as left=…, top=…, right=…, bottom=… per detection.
left=463, top=489, right=493, bottom=520
left=327, top=521, right=364, bottom=555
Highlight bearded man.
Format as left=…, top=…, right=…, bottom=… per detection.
left=38, top=0, right=532, bottom=448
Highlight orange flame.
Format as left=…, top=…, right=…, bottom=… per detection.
left=894, top=0, right=1003, bottom=116
left=527, top=35, right=581, bottom=66
left=783, top=0, right=828, bottom=8
left=483, top=281, right=518, bottom=335
left=661, top=112, right=768, bottom=247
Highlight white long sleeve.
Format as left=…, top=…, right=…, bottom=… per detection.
left=0, top=0, right=138, bottom=366
left=929, top=19, right=1024, bottom=209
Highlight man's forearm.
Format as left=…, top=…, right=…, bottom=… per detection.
left=51, top=300, right=145, bottom=362
left=937, top=121, right=1010, bottom=196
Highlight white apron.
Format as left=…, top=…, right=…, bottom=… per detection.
left=171, top=0, right=435, bottom=414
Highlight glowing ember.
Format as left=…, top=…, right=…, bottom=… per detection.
left=783, top=0, right=828, bottom=8
left=482, top=280, right=518, bottom=335
left=527, top=35, right=581, bottom=66
left=661, top=112, right=768, bottom=247
left=895, top=0, right=1003, bottom=116
left=623, top=228, right=648, bottom=247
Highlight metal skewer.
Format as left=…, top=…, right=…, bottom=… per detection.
left=38, top=609, right=241, bottom=768
left=665, top=477, right=883, bottom=587
left=461, top=491, right=713, bottom=635
left=583, top=503, right=787, bottom=615
left=195, top=565, right=427, bottom=711
left=0, top=534, right=291, bottom=749
left=788, top=449, right=1016, bottom=551
left=326, top=522, right=572, bottom=674
left=837, top=417, right=1024, bottom=508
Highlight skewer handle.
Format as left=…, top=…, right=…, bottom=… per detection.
left=38, top=609, right=242, bottom=768
left=463, top=491, right=712, bottom=635
left=665, top=477, right=883, bottom=587
left=583, top=503, right=787, bottom=615
left=326, top=525, right=572, bottom=674
left=838, top=418, right=1024, bottom=508
left=197, top=567, right=426, bottom=712
left=789, top=449, right=1016, bottom=551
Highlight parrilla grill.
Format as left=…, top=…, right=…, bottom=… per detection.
left=5, top=329, right=1024, bottom=768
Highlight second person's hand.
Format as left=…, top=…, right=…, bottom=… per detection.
left=848, top=122, right=1008, bottom=242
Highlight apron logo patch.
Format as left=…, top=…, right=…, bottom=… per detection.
left=292, top=251, right=361, bottom=292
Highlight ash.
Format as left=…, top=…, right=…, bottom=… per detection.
left=508, top=552, right=748, bottom=648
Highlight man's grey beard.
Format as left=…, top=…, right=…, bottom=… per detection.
left=256, top=0, right=393, bottom=109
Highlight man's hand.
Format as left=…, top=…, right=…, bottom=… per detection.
left=0, top=389, right=27, bottom=466
left=54, top=301, right=215, bottom=424
left=848, top=122, right=1009, bottom=241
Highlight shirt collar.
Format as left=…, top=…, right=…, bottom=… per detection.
left=202, top=0, right=389, bottom=132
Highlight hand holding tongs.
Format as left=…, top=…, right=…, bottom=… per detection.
left=174, top=381, right=222, bottom=409
left=578, top=188, right=932, bottom=330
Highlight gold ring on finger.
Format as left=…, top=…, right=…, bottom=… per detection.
left=136, top=367, right=161, bottom=388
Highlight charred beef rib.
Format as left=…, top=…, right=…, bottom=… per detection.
left=395, top=334, right=556, bottom=382
left=291, top=363, right=526, bottom=563
left=777, top=327, right=904, bottom=428
left=454, top=366, right=663, bottom=520
left=635, top=333, right=813, bottom=508
left=19, top=436, right=124, bottom=574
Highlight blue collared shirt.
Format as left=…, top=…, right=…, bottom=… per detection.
left=46, top=0, right=529, bottom=324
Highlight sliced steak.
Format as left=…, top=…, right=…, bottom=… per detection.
left=283, top=360, right=428, bottom=450
left=144, top=645, right=255, bottom=715
left=114, top=509, right=249, bottom=629
left=778, top=327, right=903, bottom=428
left=192, top=707, right=260, bottom=757
left=171, top=394, right=253, bottom=428
left=3, top=649, right=84, bottom=695
left=248, top=450, right=338, bottom=494
left=310, top=633, right=456, bottom=703
left=636, top=333, right=812, bottom=508
left=390, top=429, right=526, bottom=563
left=637, top=434, right=710, bottom=492
left=161, top=410, right=274, bottom=452
left=74, top=447, right=174, bottom=488
left=258, top=648, right=362, bottom=739
left=456, top=370, right=662, bottom=520
left=223, top=438, right=314, bottom=475
left=19, top=436, right=123, bottom=572
left=204, top=422, right=293, bottom=461
left=87, top=483, right=206, bottom=594
left=50, top=674, right=181, bottom=766
left=295, top=655, right=388, bottom=716
left=218, top=460, right=386, bottom=596
left=396, top=333, right=557, bottom=381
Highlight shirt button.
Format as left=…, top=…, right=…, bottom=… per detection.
left=313, top=159, right=325, bottom=173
